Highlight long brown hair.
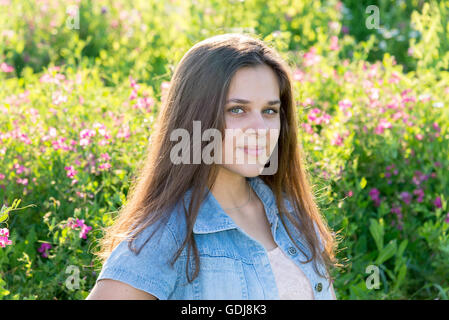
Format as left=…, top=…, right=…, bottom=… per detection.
left=94, top=33, right=341, bottom=284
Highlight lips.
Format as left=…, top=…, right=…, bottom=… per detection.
left=241, top=146, right=266, bottom=156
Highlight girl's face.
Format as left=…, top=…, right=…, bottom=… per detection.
left=220, top=65, right=281, bottom=177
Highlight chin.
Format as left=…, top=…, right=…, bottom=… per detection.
left=221, top=164, right=267, bottom=178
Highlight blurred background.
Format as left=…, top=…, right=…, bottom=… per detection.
left=0, top=0, right=448, bottom=300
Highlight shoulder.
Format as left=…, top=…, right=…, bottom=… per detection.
left=94, top=203, right=188, bottom=299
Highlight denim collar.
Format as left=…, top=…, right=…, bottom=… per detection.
left=191, top=176, right=280, bottom=234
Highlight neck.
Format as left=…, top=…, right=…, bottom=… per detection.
left=209, top=167, right=252, bottom=211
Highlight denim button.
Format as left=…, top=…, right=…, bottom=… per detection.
left=315, top=282, right=323, bottom=292
left=287, top=246, right=297, bottom=255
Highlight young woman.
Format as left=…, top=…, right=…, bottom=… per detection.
left=87, top=33, right=339, bottom=300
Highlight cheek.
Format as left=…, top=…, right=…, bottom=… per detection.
left=223, top=115, right=241, bottom=130
left=267, top=119, right=281, bottom=149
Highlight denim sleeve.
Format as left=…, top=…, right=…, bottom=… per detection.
left=95, top=219, right=179, bottom=300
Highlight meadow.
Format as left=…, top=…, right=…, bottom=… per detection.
left=0, top=0, right=448, bottom=299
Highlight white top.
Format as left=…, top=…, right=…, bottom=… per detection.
left=266, top=246, right=315, bottom=300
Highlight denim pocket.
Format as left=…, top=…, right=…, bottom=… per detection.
left=192, top=254, right=248, bottom=300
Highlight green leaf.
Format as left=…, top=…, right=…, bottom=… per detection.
left=376, top=240, right=397, bottom=265
left=394, top=264, right=407, bottom=291
left=397, top=239, right=408, bottom=258
left=369, top=218, right=384, bottom=251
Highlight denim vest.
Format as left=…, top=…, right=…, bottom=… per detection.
left=95, top=176, right=334, bottom=300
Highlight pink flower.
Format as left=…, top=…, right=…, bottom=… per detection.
left=13, top=163, right=26, bottom=174
left=129, top=76, right=140, bottom=90
left=117, top=125, right=130, bottom=140
left=67, top=218, right=93, bottom=239
left=374, top=119, right=392, bottom=135
left=79, top=138, right=90, bottom=147
left=100, top=153, right=111, bottom=161
left=129, top=90, right=138, bottom=100
left=16, top=178, right=28, bottom=185
left=99, top=163, right=111, bottom=171
left=432, top=122, right=440, bottom=132
left=38, top=243, right=52, bottom=258
left=1, top=62, right=14, bottom=73
left=64, top=165, right=77, bottom=179
left=0, top=228, right=12, bottom=247
left=338, top=99, right=352, bottom=111
left=389, top=72, right=400, bottom=84
left=303, top=47, right=321, bottom=67
left=307, top=108, right=321, bottom=122
left=80, top=129, right=96, bottom=139
left=0, top=228, right=9, bottom=237
left=160, top=81, right=170, bottom=91
left=301, top=123, right=314, bottom=134
left=52, top=91, right=67, bottom=105
left=346, top=190, right=353, bottom=197
left=132, top=97, right=154, bottom=112
left=67, top=5, right=78, bottom=17
left=293, top=69, right=305, bottom=82
left=301, top=98, right=315, bottom=107
left=49, top=127, right=57, bottom=137
left=79, top=224, right=92, bottom=239
left=329, top=36, right=339, bottom=51
left=331, top=133, right=344, bottom=146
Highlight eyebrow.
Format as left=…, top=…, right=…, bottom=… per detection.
left=226, top=98, right=281, bottom=106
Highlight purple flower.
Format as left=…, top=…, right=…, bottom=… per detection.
left=400, top=192, right=412, bottom=205
left=434, top=197, right=442, bottom=209
left=413, top=188, right=425, bottom=203
left=38, top=243, right=52, bottom=258
left=369, top=188, right=381, bottom=206
left=412, top=171, right=429, bottom=186
left=445, top=213, right=449, bottom=224
left=369, top=188, right=380, bottom=199
left=391, top=206, right=402, bottom=216
left=80, top=224, right=92, bottom=239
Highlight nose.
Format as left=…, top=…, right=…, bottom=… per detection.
left=245, top=111, right=269, bottom=136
